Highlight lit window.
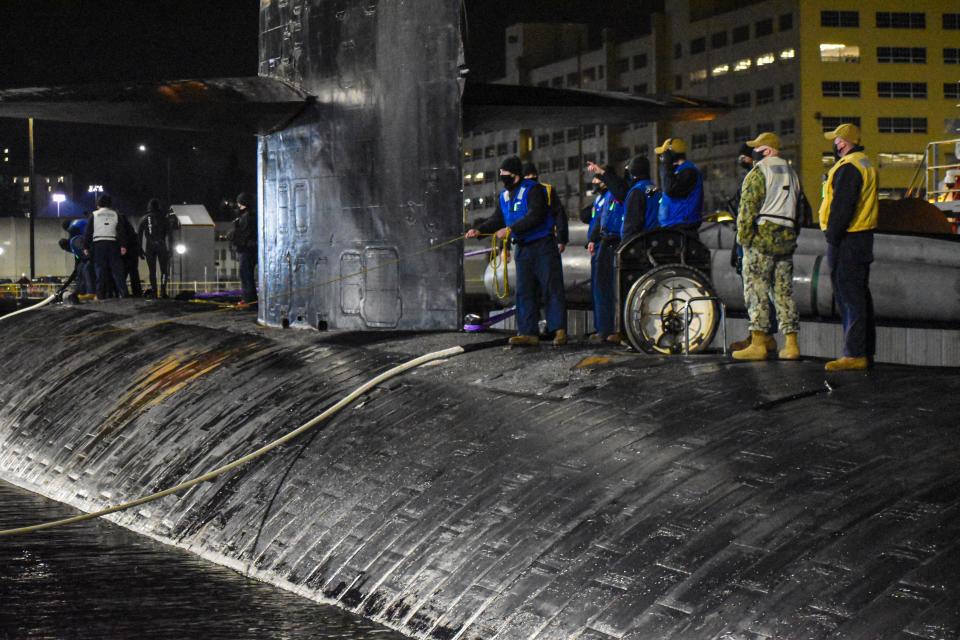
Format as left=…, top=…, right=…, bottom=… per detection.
left=780, top=48, right=795, bottom=60
left=756, top=53, right=775, bottom=66
left=2, top=148, right=7, bottom=153
left=23, top=186, right=29, bottom=192
left=712, top=64, right=729, bottom=76
left=877, top=152, right=923, bottom=167
left=734, top=58, right=752, bottom=72
left=23, top=177, right=29, bottom=184
left=820, top=43, right=860, bottom=63
left=689, top=69, right=708, bottom=83
left=58, top=176, right=64, bottom=182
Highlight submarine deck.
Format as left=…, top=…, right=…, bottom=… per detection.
left=1, top=300, right=959, bottom=639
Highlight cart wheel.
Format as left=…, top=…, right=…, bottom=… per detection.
left=622, top=265, right=719, bottom=355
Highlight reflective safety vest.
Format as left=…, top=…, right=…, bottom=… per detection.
left=500, top=179, right=554, bottom=243
left=755, top=157, right=801, bottom=229
left=819, top=151, right=878, bottom=233
left=625, top=179, right=661, bottom=234
left=92, top=208, right=119, bottom=242
left=658, top=160, right=704, bottom=227
left=600, top=191, right=625, bottom=238
left=589, top=191, right=608, bottom=240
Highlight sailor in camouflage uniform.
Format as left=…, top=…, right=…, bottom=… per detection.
left=732, top=132, right=801, bottom=361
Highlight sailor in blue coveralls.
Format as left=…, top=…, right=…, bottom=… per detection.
left=467, top=156, right=567, bottom=346
left=585, top=163, right=626, bottom=343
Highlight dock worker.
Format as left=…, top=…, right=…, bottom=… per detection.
left=585, top=161, right=626, bottom=344
left=138, top=198, right=176, bottom=299
left=56, top=217, right=92, bottom=302
left=820, top=123, right=877, bottom=371
left=466, top=156, right=566, bottom=347
left=600, top=155, right=661, bottom=239
left=230, top=193, right=258, bottom=305
left=655, top=137, right=704, bottom=237
left=731, top=132, right=801, bottom=361
left=580, top=174, right=607, bottom=338
left=523, top=162, right=568, bottom=344
left=83, top=194, right=129, bottom=300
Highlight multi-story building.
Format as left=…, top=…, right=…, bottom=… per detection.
left=464, top=1, right=960, bottom=224
left=0, top=174, right=75, bottom=216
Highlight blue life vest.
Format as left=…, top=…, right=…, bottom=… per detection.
left=588, top=191, right=606, bottom=240
left=624, top=179, right=661, bottom=234
left=500, top=179, right=554, bottom=243
left=658, top=160, right=704, bottom=227
left=600, top=191, right=625, bottom=238
left=67, top=218, right=88, bottom=260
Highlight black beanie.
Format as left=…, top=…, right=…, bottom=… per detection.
left=147, top=198, right=162, bottom=214
left=236, top=192, right=252, bottom=208
left=738, top=142, right=752, bottom=158
left=521, top=162, right=538, bottom=178
left=626, top=156, right=650, bottom=180
left=500, top=156, right=523, bottom=176
left=96, top=194, right=112, bottom=208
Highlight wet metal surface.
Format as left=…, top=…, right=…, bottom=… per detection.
left=0, top=479, right=403, bottom=639
left=0, top=77, right=311, bottom=134
left=2, top=301, right=960, bottom=639
left=257, top=0, right=463, bottom=332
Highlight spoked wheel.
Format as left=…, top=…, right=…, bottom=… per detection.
left=622, top=265, right=720, bottom=355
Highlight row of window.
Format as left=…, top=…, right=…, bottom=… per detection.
left=822, top=11, right=960, bottom=29
left=821, top=116, right=929, bottom=134
left=685, top=13, right=793, bottom=57
left=687, top=49, right=795, bottom=86
left=463, top=140, right=519, bottom=161
left=823, top=81, right=960, bottom=99
left=535, top=65, right=607, bottom=90
left=730, top=84, right=794, bottom=107
left=821, top=46, right=959, bottom=65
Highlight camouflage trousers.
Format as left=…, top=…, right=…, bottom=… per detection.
left=742, top=247, right=799, bottom=335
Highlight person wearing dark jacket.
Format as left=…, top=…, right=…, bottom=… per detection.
left=586, top=161, right=626, bottom=343
left=231, top=192, right=258, bottom=304
left=138, top=199, right=176, bottom=298
left=523, top=162, right=569, bottom=341
left=83, top=194, right=128, bottom=299
left=466, top=156, right=566, bottom=346
left=655, top=137, right=704, bottom=237
left=600, top=155, right=661, bottom=239
left=819, top=123, right=877, bottom=371
left=522, top=162, right=568, bottom=253
left=118, top=213, right=142, bottom=297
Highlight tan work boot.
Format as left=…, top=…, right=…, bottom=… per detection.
left=552, top=329, right=568, bottom=346
left=509, top=335, right=540, bottom=347
left=730, top=333, right=777, bottom=352
left=605, top=333, right=625, bottom=345
left=825, top=356, right=869, bottom=371
left=732, top=331, right=770, bottom=361
left=779, top=332, right=800, bottom=360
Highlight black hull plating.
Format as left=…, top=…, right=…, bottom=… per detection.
left=1, top=303, right=960, bottom=638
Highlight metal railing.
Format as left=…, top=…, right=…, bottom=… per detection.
left=924, top=138, right=960, bottom=200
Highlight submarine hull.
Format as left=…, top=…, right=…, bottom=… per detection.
left=2, top=302, right=960, bottom=639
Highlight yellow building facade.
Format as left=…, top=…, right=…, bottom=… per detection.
left=797, top=3, right=959, bottom=210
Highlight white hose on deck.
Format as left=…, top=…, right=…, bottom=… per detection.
left=0, top=294, right=57, bottom=322
left=0, top=345, right=466, bottom=536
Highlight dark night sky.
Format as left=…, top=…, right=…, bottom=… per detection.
left=0, top=0, right=657, bottom=216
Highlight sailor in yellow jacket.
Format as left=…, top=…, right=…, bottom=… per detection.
left=819, top=123, right=878, bottom=371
